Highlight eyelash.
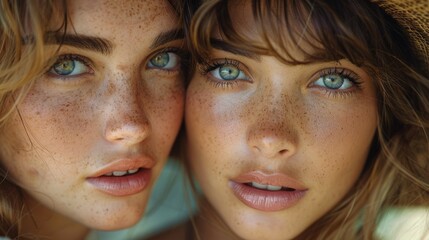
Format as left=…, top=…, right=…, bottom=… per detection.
left=199, top=58, right=363, bottom=98
left=47, top=54, right=93, bottom=78
left=312, top=68, right=363, bottom=98
left=199, top=58, right=247, bottom=88
left=47, top=47, right=189, bottom=77
left=149, top=47, right=189, bottom=72
left=57, top=54, right=92, bottom=67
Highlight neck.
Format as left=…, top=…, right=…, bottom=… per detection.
left=192, top=198, right=241, bottom=240
left=21, top=195, right=90, bottom=240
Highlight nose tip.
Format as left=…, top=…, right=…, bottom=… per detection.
left=105, top=115, right=150, bottom=146
left=247, top=125, right=296, bottom=159
left=251, top=136, right=291, bottom=158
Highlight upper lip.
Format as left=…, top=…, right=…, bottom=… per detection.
left=232, top=171, right=307, bottom=190
left=88, top=156, right=156, bottom=177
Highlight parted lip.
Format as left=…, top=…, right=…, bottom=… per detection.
left=232, top=171, right=307, bottom=190
left=88, top=156, right=156, bottom=178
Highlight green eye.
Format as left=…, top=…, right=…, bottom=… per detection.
left=208, top=61, right=249, bottom=82
left=49, top=55, right=91, bottom=77
left=219, top=65, right=240, bottom=80
left=147, top=52, right=181, bottom=70
left=53, top=59, right=76, bottom=75
left=149, top=52, right=170, bottom=68
left=313, top=69, right=356, bottom=90
left=322, top=74, right=344, bottom=89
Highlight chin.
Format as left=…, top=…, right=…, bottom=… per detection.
left=235, top=229, right=299, bottom=240
left=87, top=206, right=145, bottom=231
left=91, top=216, right=141, bottom=231
left=229, top=217, right=305, bottom=240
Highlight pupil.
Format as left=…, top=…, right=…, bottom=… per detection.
left=54, top=60, right=75, bottom=75
left=151, top=53, right=169, bottom=67
left=219, top=65, right=239, bottom=80
left=323, top=75, right=344, bottom=89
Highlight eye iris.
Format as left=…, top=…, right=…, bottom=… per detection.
left=150, top=52, right=170, bottom=67
left=219, top=64, right=239, bottom=80
left=323, top=74, right=344, bottom=89
left=53, top=59, right=75, bottom=75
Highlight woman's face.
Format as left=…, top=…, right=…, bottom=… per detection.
left=185, top=2, right=378, bottom=239
left=0, top=0, right=185, bottom=231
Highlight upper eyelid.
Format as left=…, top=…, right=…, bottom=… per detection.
left=47, top=52, right=93, bottom=64
left=47, top=57, right=94, bottom=78
left=200, top=58, right=252, bottom=78
left=308, top=67, right=363, bottom=92
left=320, top=67, right=361, bottom=83
left=55, top=54, right=92, bottom=65
left=147, top=47, right=188, bottom=62
left=46, top=54, right=94, bottom=75
left=310, top=67, right=361, bottom=83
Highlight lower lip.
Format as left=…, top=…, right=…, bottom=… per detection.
left=87, top=169, right=152, bottom=196
left=230, top=181, right=306, bottom=211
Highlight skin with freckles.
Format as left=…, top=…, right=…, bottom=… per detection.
left=0, top=0, right=185, bottom=239
left=185, top=2, right=378, bottom=240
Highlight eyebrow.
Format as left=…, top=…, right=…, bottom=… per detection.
left=41, top=28, right=184, bottom=55
left=150, top=29, right=184, bottom=49
left=43, top=32, right=113, bottom=55
left=210, top=38, right=260, bottom=61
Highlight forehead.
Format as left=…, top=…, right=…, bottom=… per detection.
left=62, top=0, right=177, bottom=35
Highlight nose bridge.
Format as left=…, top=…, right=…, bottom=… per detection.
left=103, top=68, right=150, bottom=145
left=246, top=82, right=298, bottom=159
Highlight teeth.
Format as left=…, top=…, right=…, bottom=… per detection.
left=127, top=168, right=139, bottom=174
left=112, top=171, right=128, bottom=176
left=251, top=182, right=268, bottom=190
left=251, top=182, right=282, bottom=191
left=267, top=185, right=282, bottom=191
left=104, top=168, right=139, bottom=177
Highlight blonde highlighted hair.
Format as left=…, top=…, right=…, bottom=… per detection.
left=189, top=0, right=429, bottom=239
left=0, top=1, right=67, bottom=238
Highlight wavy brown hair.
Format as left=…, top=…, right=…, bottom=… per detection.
left=189, top=0, right=429, bottom=239
left=0, top=1, right=67, bottom=238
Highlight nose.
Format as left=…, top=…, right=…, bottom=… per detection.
left=247, top=124, right=296, bottom=159
left=104, top=74, right=150, bottom=146
left=246, top=87, right=298, bottom=159
left=105, top=112, right=150, bottom=145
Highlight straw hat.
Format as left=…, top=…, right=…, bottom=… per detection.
left=372, top=0, right=428, bottom=71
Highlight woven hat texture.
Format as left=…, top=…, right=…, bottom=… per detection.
left=372, top=0, right=428, bottom=70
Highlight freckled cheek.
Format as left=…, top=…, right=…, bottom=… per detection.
left=185, top=88, right=218, bottom=166
left=187, top=89, right=244, bottom=141
left=149, top=85, right=185, bottom=145
left=1, top=145, right=56, bottom=186
left=17, top=94, right=95, bottom=154
left=186, top=89, right=225, bottom=147
left=305, top=105, right=377, bottom=186
left=186, top=88, right=242, bottom=180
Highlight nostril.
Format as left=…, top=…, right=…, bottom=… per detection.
left=279, top=149, right=287, bottom=155
left=105, top=123, right=150, bottom=145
